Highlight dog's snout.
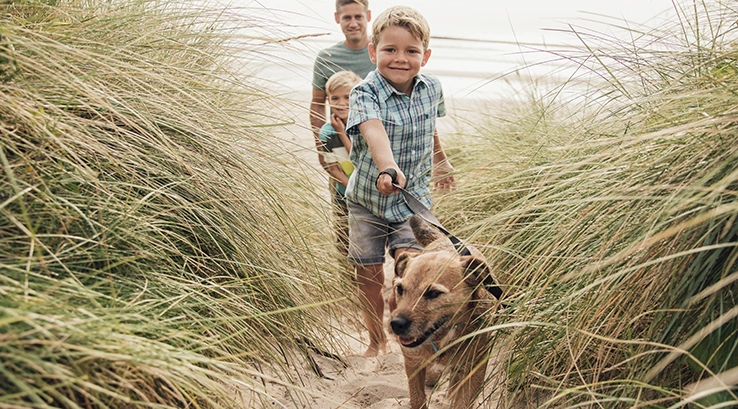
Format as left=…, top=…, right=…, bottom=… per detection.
left=390, top=315, right=412, bottom=335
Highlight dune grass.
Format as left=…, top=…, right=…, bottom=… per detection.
left=3, top=0, right=737, bottom=408
left=436, top=1, right=737, bottom=407
left=1, top=0, right=354, bottom=407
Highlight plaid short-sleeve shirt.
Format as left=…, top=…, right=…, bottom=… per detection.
left=345, top=70, right=446, bottom=223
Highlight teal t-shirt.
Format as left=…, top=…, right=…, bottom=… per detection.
left=312, top=42, right=375, bottom=90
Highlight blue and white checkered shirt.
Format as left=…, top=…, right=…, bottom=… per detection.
left=345, top=70, right=446, bottom=223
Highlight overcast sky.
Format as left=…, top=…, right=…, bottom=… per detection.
left=245, top=0, right=678, bottom=43
left=232, top=0, right=682, bottom=99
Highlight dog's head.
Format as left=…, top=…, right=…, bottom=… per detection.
left=389, top=215, right=496, bottom=349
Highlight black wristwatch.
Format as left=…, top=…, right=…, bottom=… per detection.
left=376, top=168, right=398, bottom=188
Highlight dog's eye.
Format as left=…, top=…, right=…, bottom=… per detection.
left=396, top=285, right=404, bottom=296
left=424, top=289, right=442, bottom=300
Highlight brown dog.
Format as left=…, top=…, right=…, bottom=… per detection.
left=390, top=215, right=499, bottom=409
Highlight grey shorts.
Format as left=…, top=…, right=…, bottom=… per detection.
left=347, top=200, right=422, bottom=266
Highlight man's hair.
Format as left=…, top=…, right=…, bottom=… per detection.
left=326, top=70, right=362, bottom=96
left=335, top=0, right=368, bottom=13
left=371, top=6, right=430, bottom=50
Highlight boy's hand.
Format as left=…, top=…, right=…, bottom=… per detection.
left=433, top=161, right=455, bottom=193
left=330, top=113, right=345, bottom=135
left=376, top=167, right=406, bottom=196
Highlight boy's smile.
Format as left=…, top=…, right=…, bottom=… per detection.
left=369, top=26, right=431, bottom=96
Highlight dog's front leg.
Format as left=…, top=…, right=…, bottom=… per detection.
left=440, top=355, right=487, bottom=409
left=404, top=356, right=428, bottom=409
left=447, top=367, right=485, bottom=409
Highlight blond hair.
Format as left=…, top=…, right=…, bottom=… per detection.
left=335, top=0, right=368, bottom=13
left=325, top=70, right=362, bottom=96
left=371, top=6, right=430, bottom=50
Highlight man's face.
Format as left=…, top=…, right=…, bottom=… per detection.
left=335, top=3, right=371, bottom=46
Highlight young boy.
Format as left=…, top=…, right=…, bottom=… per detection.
left=319, top=70, right=362, bottom=255
left=344, top=5, right=455, bottom=357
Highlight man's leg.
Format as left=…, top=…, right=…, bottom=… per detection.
left=334, top=194, right=349, bottom=257
left=356, top=263, right=387, bottom=357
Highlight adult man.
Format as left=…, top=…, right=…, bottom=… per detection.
left=310, top=0, right=374, bottom=171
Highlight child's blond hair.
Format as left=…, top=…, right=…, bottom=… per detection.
left=370, top=6, right=430, bottom=50
left=335, top=0, right=368, bottom=13
left=325, top=70, right=362, bottom=96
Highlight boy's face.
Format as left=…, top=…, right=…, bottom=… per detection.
left=328, top=86, right=352, bottom=121
left=368, top=26, right=431, bottom=95
left=335, top=3, right=371, bottom=46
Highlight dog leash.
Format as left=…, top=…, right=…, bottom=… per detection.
left=395, top=187, right=470, bottom=256
left=377, top=168, right=468, bottom=254
left=378, top=169, right=504, bottom=301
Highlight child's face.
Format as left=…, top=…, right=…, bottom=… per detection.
left=328, top=86, right=352, bottom=121
left=369, top=26, right=431, bottom=95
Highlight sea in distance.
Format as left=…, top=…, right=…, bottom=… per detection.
left=222, top=0, right=678, bottom=104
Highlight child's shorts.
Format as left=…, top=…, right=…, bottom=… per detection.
left=347, top=200, right=422, bottom=266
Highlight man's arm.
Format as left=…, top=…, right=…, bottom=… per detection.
left=325, top=163, right=350, bottom=189
left=358, top=118, right=404, bottom=196
left=310, top=87, right=329, bottom=171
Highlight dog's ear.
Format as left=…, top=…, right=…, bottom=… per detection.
left=395, top=252, right=412, bottom=278
left=462, top=255, right=503, bottom=300
left=461, top=255, right=493, bottom=288
left=409, top=215, right=448, bottom=247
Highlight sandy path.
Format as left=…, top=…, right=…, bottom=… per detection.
left=240, top=266, right=446, bottom=409
left=239, top=96, right=502, bottom=408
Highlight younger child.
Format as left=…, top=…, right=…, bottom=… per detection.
left=344, top=5, right=455, bottom=357
left=319, top=70, right=363, bottom=255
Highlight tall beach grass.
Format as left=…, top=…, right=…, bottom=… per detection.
left=3, top=0, right=737, bottom=408
left=437, top=1, right=737, bottom=407
left=1, top=0, right=354, bottom=407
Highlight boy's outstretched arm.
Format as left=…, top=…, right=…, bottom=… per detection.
left=432, top=129, right=455, bottom=192
left=359, top=118, right=405, bottom=196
